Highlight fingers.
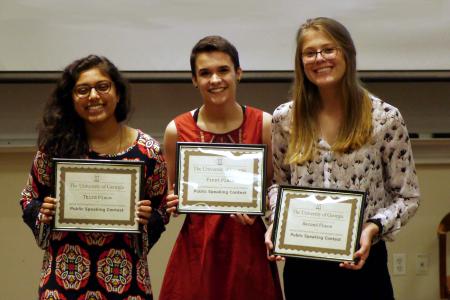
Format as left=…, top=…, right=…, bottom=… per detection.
left=136, top=200, right=152, bottom=225
left=265, top=239, right=277, bottom=261
left=39, top=205, right=55, bottom=215
left=339, top=257, right=366, bottom=270
left=165, top=193, right=179, bottom=217
left=43, top=196, right=57, bottom=204
left=230, top=214, right=256, bottom=226
left=267, top=253, right=285, bottom=262
left=166, top=193, right=178, bottom=204
left=38, top=212, right=53, bottom=224
left=166, top=200, right=179, bottom=209
left=264, top=224, right=284, bottom=261
left=243, top=214, right=256, bottom=225
left=339, top=242, right=371, bottom=270
left=137, top=200, right=152, bottom=207
left=167, top=208, right=179, bottom=217
left=39, top=197, right=57, bottom=224
left=266, top=246, right=284, bottom=261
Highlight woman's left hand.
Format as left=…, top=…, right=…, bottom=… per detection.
left=339, top=222, right=379, bottom=270
left=135, top=200, right=152, bottom=225
left=230, top=213, right=256, bottom=225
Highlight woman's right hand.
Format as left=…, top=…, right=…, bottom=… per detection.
left=165, top=193, right=180, bottom=217
left=265, top=223, right=284, bottom=262
left=39, top=196, right=57, bottom=224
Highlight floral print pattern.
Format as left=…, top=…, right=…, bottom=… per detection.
left=97, top=249, right=132, bottom=294
left=20, top=130, right=168, bottom=299
left=55, top=245, right=91, bottom=290
left=270, top=96, right=420, bottom=241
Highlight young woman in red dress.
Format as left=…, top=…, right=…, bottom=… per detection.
left=159, top=36, right=283, bottom=300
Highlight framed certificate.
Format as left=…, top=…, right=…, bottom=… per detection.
left=175, top=142, right=266, bottom=215
left=53, top=158, right=144, bottom=233
left=271, top=186, right=366, bottom=262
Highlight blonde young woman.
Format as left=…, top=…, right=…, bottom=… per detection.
left=265, top=18, right=420, bottom=300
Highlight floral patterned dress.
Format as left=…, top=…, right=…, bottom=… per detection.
left=20, top=130, right=168, bottom=300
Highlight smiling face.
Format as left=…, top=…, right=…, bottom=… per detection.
left=72, top=67, right=119, bottom=125
left=301, top=29, right=346, bottom=91
left=192, top=51, right=242, bottom=106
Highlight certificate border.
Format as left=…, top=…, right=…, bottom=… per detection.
left=271, top=185, right=366, bottom=262
left=52, top=158, right=144, bottom=233
left=175, top=142, right=266, bottom=215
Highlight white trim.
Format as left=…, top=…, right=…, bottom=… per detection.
left=1, top=137, right=449, bottom=165
left=411, top=139, right=450, bottom=165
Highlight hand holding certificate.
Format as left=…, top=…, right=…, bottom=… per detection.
left=53, top=159, right=144, bottom=233
left=271, top=186, right=366, bottom=262
left=175, top=142, right=266, bottom=215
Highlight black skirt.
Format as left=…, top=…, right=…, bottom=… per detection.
left=283, top=240, right=394, bottom=300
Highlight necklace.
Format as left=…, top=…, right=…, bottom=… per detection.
left=199, top=128, right=242, bottom=144
left=197, top=105, right=244, bottom=144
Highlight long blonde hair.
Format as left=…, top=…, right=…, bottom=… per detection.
left=286, top=17, right=373, bottom=164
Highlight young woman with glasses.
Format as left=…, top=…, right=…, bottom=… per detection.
left=265, top=17, right=420, bottom=300
left=19, top=55, right=168, bottom=299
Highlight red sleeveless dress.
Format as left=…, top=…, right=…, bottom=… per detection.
left=159, top=106, right=283, bottom=300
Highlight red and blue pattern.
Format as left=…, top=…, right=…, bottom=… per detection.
left=96, top=249, right=132, bottom=294
left=40, top=289, right=67, bottom=300
left=55, top=245, right=91, bottom=290
left=78, top=232, right=114, bottom=246
left=21, top=130, right=167, bottom=299
left=77, top=290, right=106, bottom=300
left=136, top=258, right=151, bottom=294
left=40, top=248, right=52, bottom=288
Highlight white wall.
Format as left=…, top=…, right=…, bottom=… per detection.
left=3, top=152, right=449, bottom=300
left=1, top=0, right=450, bottom=71
left=1, top=80, right=450, bottom=148
left=1, top=79, right=449, bottom=299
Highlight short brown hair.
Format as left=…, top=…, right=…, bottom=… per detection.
left=190, top=35, right=240, bottom=77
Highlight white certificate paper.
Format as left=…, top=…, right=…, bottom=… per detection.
left=53, top=159, right=143, bottom=232
left=63, top=172, right=132, bottom=221
left=272, top=186, right=365, bottom=262
left=187, top=155, right=254, bottom=202
left=176, top=143, right=266, bottom=215
left=283, top=198, right=352, bottom=250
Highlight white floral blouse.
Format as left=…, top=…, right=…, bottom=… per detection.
left=269, top=96, right=420, bottom=242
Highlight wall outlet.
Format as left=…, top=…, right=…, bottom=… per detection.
left=393, top=253, right=407, bottom=275
left=415, top=253, right=429, bottom=275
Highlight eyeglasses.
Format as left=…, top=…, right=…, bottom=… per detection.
left=301, top=47, right=340, bottom=64
left=73, top=81, right=112, bottom=98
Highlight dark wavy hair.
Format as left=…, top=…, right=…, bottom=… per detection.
left=37, top=54, right=130, bottom=158
left=190, top=35, right=240, bottom=77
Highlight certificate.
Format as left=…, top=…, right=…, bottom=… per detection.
left=175, top=142, right=266, bottom=215
left=53, top=158, right=144, bottom=232
left=271, top=186, right=366, bottom=262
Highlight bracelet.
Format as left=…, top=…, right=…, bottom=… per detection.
left=367, top=218, right=383, bottom=235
